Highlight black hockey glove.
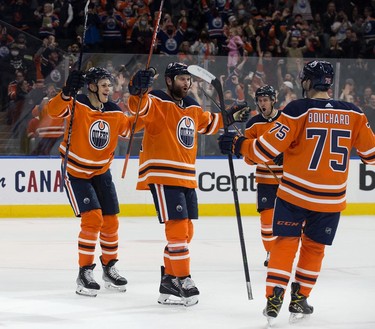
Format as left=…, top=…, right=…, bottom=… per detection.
left=62, top=70, right=85, bottom=97
left=225, top=101, right=250, bottom=126
left=218, top=132, right=246, bottom=158
left=273, top=153, right=284, bottom=166
left=128, top=68, right=155, bottom=96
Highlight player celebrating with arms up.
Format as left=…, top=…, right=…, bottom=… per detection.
left=219, top=60, right=375, bottom=324
left=47, top=67, right=140, bottom=297
left=127, top=62, right=249, bottom=306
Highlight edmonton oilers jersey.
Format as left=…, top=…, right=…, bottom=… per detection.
left=47, top=93, right=138, bottom=179
left=240, top=97, right=375, bottom=212
left=244, top=111, right=283, bottom=185
left=128, top=90, right=223, bottom=190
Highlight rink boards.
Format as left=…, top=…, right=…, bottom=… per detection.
left=0, top=158, right=374, bottom=217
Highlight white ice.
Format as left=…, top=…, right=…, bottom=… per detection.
left=0, top=215, right=374, bottom=329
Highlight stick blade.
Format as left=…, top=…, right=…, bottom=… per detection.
left=187, top=65, right=216, bottom=84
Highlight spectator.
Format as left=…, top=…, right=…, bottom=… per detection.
left=339, top=78, right=357, bottom=102
left=226, top=27, right=244, bottom=74
left=321, top=1, right=337, bottom=48
left=362, top=93, right=375, bottom=131
left=53, top=0, right=74, bottom=46
left=34, top=2, right=60, bottom=39
left=281, top=30, right=308, bottom=78
left=31, top=83, right=64, bottom=155
left=9, top=0, right=30, bottom=31
left=130, top=13, right=153, bottom=54
left=331, top=10, right=351, bottom=43
left=99, top=4, right=125, bottom=53
left=324, top=35, right=344, bottom=58
left=6, top=79, right=29, bottom=125
left=340, top=28, right=362, bottom=58
left=83, top=2, right=102, bottom=52
left=7, top=69, right=26, bottom=101
left=190, top=29, right=217, bottom=66
left=157, top=18, right=186, bottom=55
left=201, top=0, right=229, bottom=55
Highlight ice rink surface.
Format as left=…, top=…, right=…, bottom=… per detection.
left=0, top=215, right=374, bottom=329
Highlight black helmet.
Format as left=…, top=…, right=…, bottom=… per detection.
left=300, top=60, right=334, bottom=91
left=165, top=62, right=190, bottom=79
left=85, top=67, right=113, bottom=85
left=255, top=85, right=276, bottom=102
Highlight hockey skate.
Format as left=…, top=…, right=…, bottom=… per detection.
left=263, top=286, right=285, bottom=326
left=264, top=252, right=270, bottom=267
left=76, top=264, right=101, bottom=297
left=100, top=256, right=127, bottom=292
left=158, top=266, right=199, bottom=307
left=289, top=282, right=313, bottom=324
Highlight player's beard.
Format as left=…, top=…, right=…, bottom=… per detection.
left=171, top=85, right=188, bottom=99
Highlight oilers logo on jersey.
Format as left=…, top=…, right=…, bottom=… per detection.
left=177, top=117, right=195, bottom=149
left=89, top=120, right=110, bottom=149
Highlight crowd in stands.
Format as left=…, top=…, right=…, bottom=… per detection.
left=0, top=0, right=375, bottom=155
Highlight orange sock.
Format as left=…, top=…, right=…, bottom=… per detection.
left=266, top=236, right=300, bottom=297
left=164, top=219, right=193, bottom=277
left=78, top=209, right=103, bottom=267
left=100, top=214, right=119, bottom=265
left=294, top=234, right=325, bottom=297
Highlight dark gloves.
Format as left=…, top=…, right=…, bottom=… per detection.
left=273, top=153, right=283, bottom=166
left=218, top=132, right=247, bottom=158
left=62, top=70, right=85, bottom=97
left=128, top=68, right=155, bottom=96
left=224, top=101, right=250, bottom=126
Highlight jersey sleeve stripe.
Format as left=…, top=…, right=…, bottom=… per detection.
left=255, top=139, right=276, bottom=160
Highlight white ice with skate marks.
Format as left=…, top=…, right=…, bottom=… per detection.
left=0, top=216, right=374, bottom=329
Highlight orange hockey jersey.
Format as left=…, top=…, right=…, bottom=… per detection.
left=128, top=90, right=223, bottom=190
left=47, top=93, right=140, bottom=179
left=244, top=112, right=283, bottom=185
left=240, top=98, right=375, bottom=212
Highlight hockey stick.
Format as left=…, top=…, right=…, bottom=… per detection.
left=121, top=0, right=164, bottom=179
left=60, top=0, right=90, bottom=191
left=199, top=86, right=281, bottom=184
left=188, top=65, right=253, bottom=300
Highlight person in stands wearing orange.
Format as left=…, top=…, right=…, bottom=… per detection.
left=219, top=60, right=375, bottom=325
left=31, top=84, right=64, bottom=155
left=127, top=62, right=249, bottom=306
left=47, top=67, right=142, bottom=297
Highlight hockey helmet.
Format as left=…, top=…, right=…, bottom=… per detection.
left=85, top=67, right=113, bottom=85
left=299, top=60, right=334, bottom=91
left=165, top=62, right=190, bottom=79
left=255, top=85, right=276, bottom=102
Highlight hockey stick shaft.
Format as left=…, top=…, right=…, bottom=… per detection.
left=60, top=0, right=90, bottom=191
left=189, top=65, right=253, bottom=300
left=200, top=86, right=281, bottom=184
left=121, top=0, right=164, bottom=179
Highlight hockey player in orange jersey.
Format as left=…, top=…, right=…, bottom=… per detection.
left=47, top=67, right=139, bottom=297
left=219, top=60, right=375, bottom=324
left=127, top=62, right=249, bottom=306
left=244, top=85, right=283, bottom=267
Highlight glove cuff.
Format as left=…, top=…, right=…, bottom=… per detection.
left=232, top=135, right=246, bottom=158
